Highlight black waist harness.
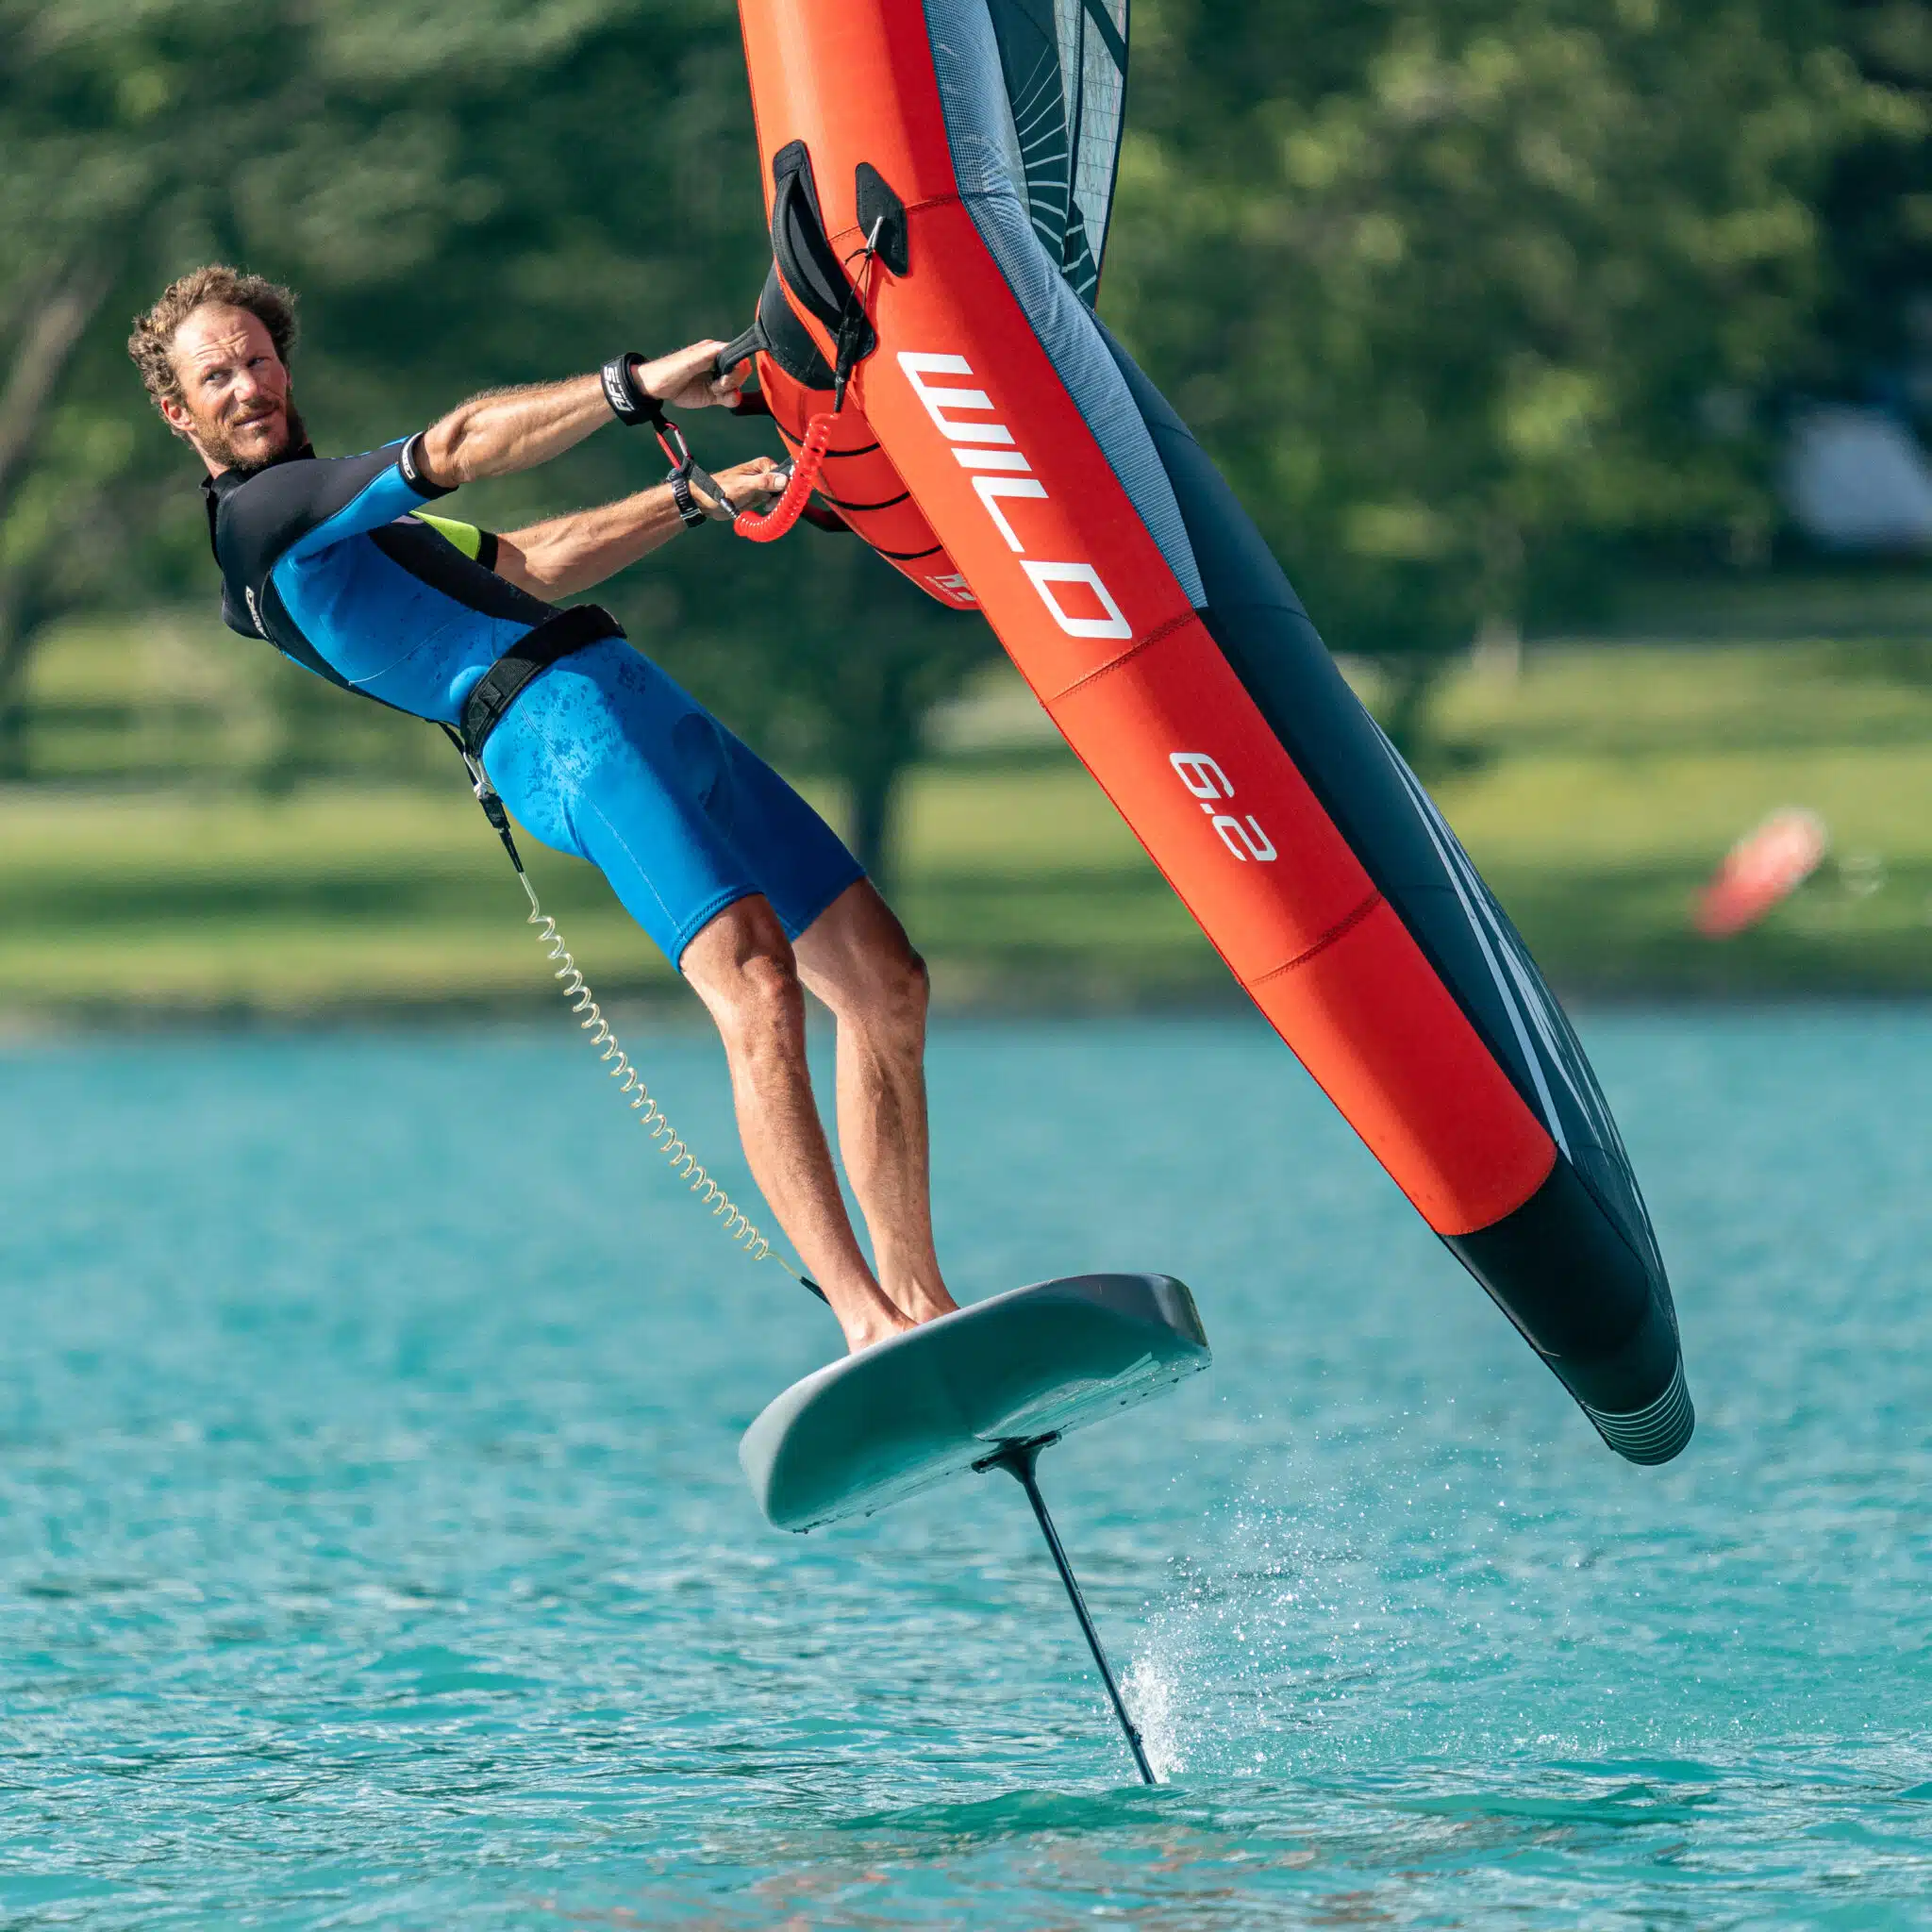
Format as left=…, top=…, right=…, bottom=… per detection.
left=437, top=603, right=627, bottom=894
left=458, top=602, right=624, bottom=756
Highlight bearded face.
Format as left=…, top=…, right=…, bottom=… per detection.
left=197, top=391, right=309, bottom=470
left=162, top=305, right=308, bottom=471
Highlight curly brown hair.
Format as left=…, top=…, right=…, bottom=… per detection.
left=128, top=265, right=298, bottom=419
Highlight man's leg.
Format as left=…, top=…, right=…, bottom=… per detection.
left=680, top=893, right=910, bottom=1354
left=791, top=881, right=957, bottom=1326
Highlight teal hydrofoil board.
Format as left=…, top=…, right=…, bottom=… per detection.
left=739, top=1274, right=1211, bottom=1785
left=741, top=1274, right=1209, bottom=1533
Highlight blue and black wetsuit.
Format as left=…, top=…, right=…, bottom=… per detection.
left=203, top=436, right=861, bottom=963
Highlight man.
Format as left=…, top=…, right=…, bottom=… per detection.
left=128, top=264, right=956, bottom=1353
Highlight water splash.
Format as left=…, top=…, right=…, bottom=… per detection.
left=1120, top=1644, right=1187, bottom=1779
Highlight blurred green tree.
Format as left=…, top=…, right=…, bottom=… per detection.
left=2, top=0, right=1911, bottom=844
left=0, top=0, right=991, bottom=881
left=1810, top=1, right=1932, bottom=407
left=1105, top=0, right=1894, bottom=756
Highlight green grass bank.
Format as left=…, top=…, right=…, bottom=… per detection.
left=2, top=618, right=1928, bottom=1024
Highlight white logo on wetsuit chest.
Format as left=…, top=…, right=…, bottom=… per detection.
left=243, top=586, right=266, bottom=638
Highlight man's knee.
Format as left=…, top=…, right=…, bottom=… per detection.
left=682, top=897, right=805, bottom=1040
left=737, top=944, right=805, bottom=1023
left=793, top=881, right=930, bottom=1030
left=851, top=931, right=929, bottom=1033
left=711, top=950, right=807, bottom=1065
left=891, top=941, right=931, bottom=1023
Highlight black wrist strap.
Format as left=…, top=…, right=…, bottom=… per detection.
left=668, top=469, right=707, bottom=528
left=601, top=353, right=666, bottom=428
left=604, top=352, right=709, bottom=527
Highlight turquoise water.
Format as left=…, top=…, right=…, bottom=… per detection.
left=3, top=1009, right=1930, bottom=1927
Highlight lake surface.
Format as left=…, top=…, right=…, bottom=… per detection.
left=2, top=1008, right=1929, bottom=1927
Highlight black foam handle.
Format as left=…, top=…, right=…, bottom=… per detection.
left=715, top=325, right=765, bottom=377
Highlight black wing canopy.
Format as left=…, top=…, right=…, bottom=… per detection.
left=984, top=0, right=1129, bottom=306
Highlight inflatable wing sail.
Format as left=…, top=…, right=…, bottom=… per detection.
left=734, top=0, right=1692, bottom=1463
left=981, top=0, right=1127, bottom=305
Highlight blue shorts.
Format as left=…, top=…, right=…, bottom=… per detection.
left=480, top=637, right=865, bottom=967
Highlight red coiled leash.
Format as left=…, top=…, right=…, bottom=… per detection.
left=730, top=412, right=835, bottom=542
left=725, top=216, right=885, bottom=543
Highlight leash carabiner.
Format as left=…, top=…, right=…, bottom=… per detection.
left=651, top=415, right=740, bottom=527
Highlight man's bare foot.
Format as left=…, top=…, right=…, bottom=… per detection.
left=839, top=1278, right=955, bottom=1349
left=891, top=1285, right=958, bottom=1326
left=841, top=1305, right=916, bottom=1354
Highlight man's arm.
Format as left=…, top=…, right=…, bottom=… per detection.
left=493, top=457, right=785, bottom=600
left=414, top=341, right=742, bottom=490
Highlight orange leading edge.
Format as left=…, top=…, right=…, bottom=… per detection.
left=729, top=0, right=1692, bottom=1462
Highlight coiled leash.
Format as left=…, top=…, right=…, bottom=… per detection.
left=441, top=599, right=828, bottom=1307
left=706, top=212, right=891, bottom=543
left=601, top=156, right=894, bottom=541
left=438, top=310, right=902, bottom=1300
